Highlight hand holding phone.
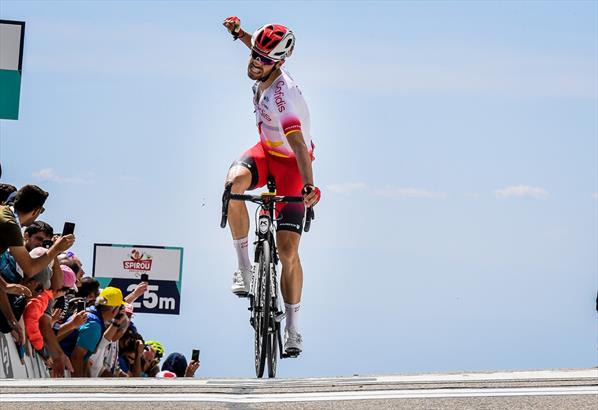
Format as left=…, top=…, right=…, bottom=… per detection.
left=76, top=300, right=86, bottom=312
left=186, top=351, right=201, bottom=377
left=140, top=273, right=149, bottom=282
left=52, top=234, right=75, bottom=253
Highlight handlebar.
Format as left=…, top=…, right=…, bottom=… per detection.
left=220, top=183, right=315, bottom=232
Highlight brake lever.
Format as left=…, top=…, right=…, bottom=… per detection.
left=220, top=183, right=233, bottom=228
left=304, top=207, right=314, bottom=233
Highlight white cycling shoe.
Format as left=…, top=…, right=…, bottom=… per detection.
left=231, top=268, right=252, bottom=297
left=284, top=328, right=303, bottom=356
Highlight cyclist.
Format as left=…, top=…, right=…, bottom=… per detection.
left=222, top=17, right=321, bottom=356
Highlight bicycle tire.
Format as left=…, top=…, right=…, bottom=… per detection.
left=254, top=240, right=271, bottom=378
left=267, top=251, right=279, bottom=378
left=267, top=318, right=278, bottom=378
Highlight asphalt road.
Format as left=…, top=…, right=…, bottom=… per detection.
left=1, top=368, right=596, bottom=409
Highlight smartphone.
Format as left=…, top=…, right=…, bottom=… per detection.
left=140, top=273, right=149, bottom=282
left=191, top=349, right=200, bottom=362
left=76, top=300, right=86, bottom=312
left=62, top=222, right=75, bottom=236
left=53, top=296, right=65, bottom=310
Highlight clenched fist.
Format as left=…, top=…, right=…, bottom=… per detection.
left=223, top=16, right=241, bottom=37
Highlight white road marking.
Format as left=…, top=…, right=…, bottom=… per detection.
left=375, top=369, right=598, bottom=383
left=1, top=368, right=596, bottom=388
left=1, top=386, right=597, bottom=403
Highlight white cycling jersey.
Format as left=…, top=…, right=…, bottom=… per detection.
left=253, top=68, right=313, bottom=159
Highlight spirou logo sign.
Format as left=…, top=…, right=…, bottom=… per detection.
left=123, top=249, right=153, bottom=271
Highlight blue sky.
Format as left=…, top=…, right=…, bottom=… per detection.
left=1, top=1, right=596, bottom=377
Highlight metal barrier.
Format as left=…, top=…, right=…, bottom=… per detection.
left=0, top=332, right=49, bottom=379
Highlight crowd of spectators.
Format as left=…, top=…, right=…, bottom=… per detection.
left=0, top=183, right=199, bottom=378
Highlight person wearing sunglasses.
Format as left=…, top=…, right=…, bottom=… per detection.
left=222, top=17, right=321, bottom=357
left=0, top=185, right=75, bottom=278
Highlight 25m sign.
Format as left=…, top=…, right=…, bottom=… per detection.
left=107, top=279, right=180, bottom=315
left=93, top=244, right=184, bottom=315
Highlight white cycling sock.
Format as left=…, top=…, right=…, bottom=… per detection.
left=233, top=237, right=252, bottom=272
left=285, top=303, right=300, bottom=332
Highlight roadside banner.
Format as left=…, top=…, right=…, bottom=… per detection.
left=92, top=244, right=184, bottom=315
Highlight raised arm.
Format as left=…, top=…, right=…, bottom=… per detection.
left=10, top=235, right=75, bottom=277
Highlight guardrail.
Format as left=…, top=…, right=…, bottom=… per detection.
left=0, top=332, right=49, bottom=379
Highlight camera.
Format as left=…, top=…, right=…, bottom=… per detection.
left=42, top=239, right=54, bottom=249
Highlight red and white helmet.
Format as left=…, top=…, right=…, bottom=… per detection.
left=251, top=24, right=295, bottom=61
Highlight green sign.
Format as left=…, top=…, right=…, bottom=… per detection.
left=0, top=20, right=25, bottom=120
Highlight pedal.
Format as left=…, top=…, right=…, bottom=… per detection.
left=274, top=312, right=286, bottom=323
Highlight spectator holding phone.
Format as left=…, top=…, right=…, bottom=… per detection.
left=60, top=286, right=125, bottom=377
left=124, top=281, right=149, bottom=304
left=159, top=352, right=200, bottom=378
left=55, top=277, right=99, bottom=337
left=0, top=185, right=75, bottom=278
left=55, top=309, right=87, bottom=342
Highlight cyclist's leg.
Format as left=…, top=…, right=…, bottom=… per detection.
left=270, top=155, right=305, bottom=345
left=225, top=143, right=268, bottom=240
left=277, top=230, right=303, bottom=305
left=226, top=143, right=269, bottom=295
left=225, top=166, right=251, bottom=241
left=277, top=230, right=304, bottom=354
left=277, top=229, right=304, bottom=353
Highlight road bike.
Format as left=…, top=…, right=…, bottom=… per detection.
left=221, top=180, right=314, bottom=378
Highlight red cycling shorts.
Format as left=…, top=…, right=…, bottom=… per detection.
left=231, top=142, right=309, bottom=234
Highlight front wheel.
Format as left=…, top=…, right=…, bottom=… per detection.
left=267, top=318, right=279, bottom=378
left=267, top=265, right=278, bottom=379
left=254, top=240, right=271, bottom=378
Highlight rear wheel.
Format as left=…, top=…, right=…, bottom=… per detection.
left=254, top=241, right=271, bottom=378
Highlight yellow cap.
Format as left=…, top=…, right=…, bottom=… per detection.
left=97, top=286, right=125, bottom=307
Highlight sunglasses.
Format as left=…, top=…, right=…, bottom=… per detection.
left=251, top=50, right=276, bottom=65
